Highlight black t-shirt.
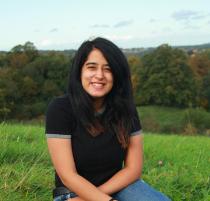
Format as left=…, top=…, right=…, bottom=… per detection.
left=45, top=94, right=142, bottom=188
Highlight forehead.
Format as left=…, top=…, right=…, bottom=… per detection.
left=85, top=48, right=108, bottom=64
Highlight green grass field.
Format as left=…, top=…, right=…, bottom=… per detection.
left=0, top=123, right=210, bottom=201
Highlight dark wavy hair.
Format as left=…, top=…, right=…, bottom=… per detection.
left=68, top=37, right=136, bottom=148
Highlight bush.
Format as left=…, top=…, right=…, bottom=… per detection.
left=160, top=122, right=183, bottom=134
left=181, top=107, right=210, bottom=134
left=139, top=105, right=210, bottom=135
left=16, top=102, right=46, bottom=119
left=141, top=114, right=161, bottom=133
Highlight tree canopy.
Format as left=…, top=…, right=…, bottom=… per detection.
left=0, top=42, right=210, bottom=120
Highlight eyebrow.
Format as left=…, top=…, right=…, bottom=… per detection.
left=85, top=62, right=109, bottom=66
left=85, top=62, right=98, bottom=66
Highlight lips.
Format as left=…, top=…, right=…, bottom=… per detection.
left=91, top=82, right=105, bottom=89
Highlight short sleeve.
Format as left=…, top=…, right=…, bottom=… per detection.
left=45, top=97, right=72, bottom=139
left=129, top=107, right=142, bottom=136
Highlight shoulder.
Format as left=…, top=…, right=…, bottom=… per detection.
left=130, top=106, right=142, bottom=136
left=46, top=94, right=72, bottom=117
left=47, top=94, right=70, bottom=110
left=45, top=94, right=75, bottom=137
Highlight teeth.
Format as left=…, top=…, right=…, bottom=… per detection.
left=91, top=83, right=104, bottom=89
left=92, top=83, right=103, bottom=87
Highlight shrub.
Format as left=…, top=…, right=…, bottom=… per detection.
left=181, top=108, right=210, bottom=134
left=141, top=115, right=160, bottom=133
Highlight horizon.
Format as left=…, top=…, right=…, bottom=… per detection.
left=1, top=0, right=210, bottom=51
left=1, top=41, right=209, bottom=52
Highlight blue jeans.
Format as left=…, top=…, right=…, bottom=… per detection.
left=53, top=179, right=171, bottom=201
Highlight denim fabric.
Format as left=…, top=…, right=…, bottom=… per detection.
left=53, top=179, right=171, bottom=201
left=53, top=192, right=77, bottom=201
left=112, top=179, right=171, bottom=201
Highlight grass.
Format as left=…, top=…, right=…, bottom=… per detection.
left=143, top=134, right=210, bottom=200
left=138, top=105, right=210, bottom=134
left=0, top=122, right=210, bottom=201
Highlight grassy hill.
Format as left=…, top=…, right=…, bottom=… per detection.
left=138, top=105, right=210, bottom=135
left=0, top=123, right=209, bottom=201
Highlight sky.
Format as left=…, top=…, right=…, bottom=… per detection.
left=0, top=0, right=210, bottom=50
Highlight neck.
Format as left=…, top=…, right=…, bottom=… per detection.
left=93, top=98, right=104, bottom=112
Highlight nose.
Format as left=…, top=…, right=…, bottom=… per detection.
left=95, top=68, right=104, bottom=79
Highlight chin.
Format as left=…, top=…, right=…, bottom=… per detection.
left=89, top=91, right=108, bottom=98
left=91, top=94, right=105, bottom=98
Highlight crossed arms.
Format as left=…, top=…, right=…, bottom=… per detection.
left=47, top=134, right=143, bottom=201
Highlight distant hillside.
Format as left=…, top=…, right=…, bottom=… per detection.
left=1, top=42, right=210, bottom=57
left=122, top=42, right=210, bottom=56
left=175, top=43, right=210, bottom=50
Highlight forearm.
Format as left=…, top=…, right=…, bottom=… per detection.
left=98, top=134, right=144, bottom=195
left=69, top=167, right=139, bottom=200
left=98, top=167, right=141, bottom=195
left=62, top=172, right=112, bottom=201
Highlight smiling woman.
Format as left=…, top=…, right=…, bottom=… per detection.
left=45, top=37, right=171, bottom=201
left=81, top=49, right=113, bottom=110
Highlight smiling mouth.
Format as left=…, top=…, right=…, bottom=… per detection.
left=91, top=82, right=105, bottom=89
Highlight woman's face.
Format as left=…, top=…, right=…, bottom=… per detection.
left=81, top=48, right=113, bottom=103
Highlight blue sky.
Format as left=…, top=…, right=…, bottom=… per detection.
left=1, top=0, right=210, bottom=50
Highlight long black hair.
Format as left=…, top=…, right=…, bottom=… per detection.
left=68, top=37, right=136, bottom=148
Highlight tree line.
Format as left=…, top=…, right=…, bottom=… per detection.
left=0, top=42, right=210, bottom=120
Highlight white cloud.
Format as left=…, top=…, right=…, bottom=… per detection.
left=172, top=10, right=207, bottom=21
left=50, top=28, right=58, bottom=33
left=90, top=24, right=110, bottom=28
left=114, top=20, right=133, bottom=28
left=39, top=39, right=53, bottom=47
left=105, top=35, right=133, bottom=41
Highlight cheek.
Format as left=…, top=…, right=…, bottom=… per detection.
left=81, top=71, right=90, bottom=83
left=81, top=70, right=93, bottom=80
left=81, top=72, right=87, bottom=89
left=109, top=75, right=114, bottom=86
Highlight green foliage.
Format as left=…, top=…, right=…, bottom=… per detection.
left=127, top=55, right=143, bottom=104
left=139, top=44, right=197, bottom=107
left=10, top=41, right=38, bottom=62
left=0, top=42, right=71, bottom=120
left=182, top=107, right=210, bottom=134
left=201, top=71, right=210, bottom=110
left=138, top=105, right=210, bottom=135
left=1, top=42, right=210, bottom=120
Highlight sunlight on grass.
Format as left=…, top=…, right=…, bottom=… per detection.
left=1, top=123, right=210, bottom=201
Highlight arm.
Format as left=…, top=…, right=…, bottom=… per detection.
left=47, top=138, right=114, bottom=201
left=69, top=134, right=143, bottom=200
left=97, top=134, right=143, bottom=195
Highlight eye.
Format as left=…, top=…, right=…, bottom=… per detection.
left=87, top=65, right=96, bottom=70
left=104, top=66, right=112, bottom=72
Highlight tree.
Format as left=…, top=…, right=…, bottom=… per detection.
left=139, top=44, right=197, bottom=107
left=0, top=44, right=72, bottom=120
left=188, top=51, right=210, bottom=108
left=127, top=55, right=142, bottom=104
left=8, top=41, right=38, bottom=68
left=188, top=52, right=210, bottom=79
left=201, top=72, right=210, bottom=110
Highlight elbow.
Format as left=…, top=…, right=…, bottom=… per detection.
left=58, top=171, right=78, bottom=188
left=126, top=166, right=142, bottom=181
left=134, top=162, right=143, bottom=179
left=133, top=168, right=142, bottom=180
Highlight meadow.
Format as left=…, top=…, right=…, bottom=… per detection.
left=0, top=123, right=210, bottom=201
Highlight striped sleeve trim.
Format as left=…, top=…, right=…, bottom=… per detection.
left=130, top=129, right=142, bottom=136
left=46, top=133, right=72, bottom=139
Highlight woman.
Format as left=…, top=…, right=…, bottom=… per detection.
left=45, top=37, right=171, bottom=201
